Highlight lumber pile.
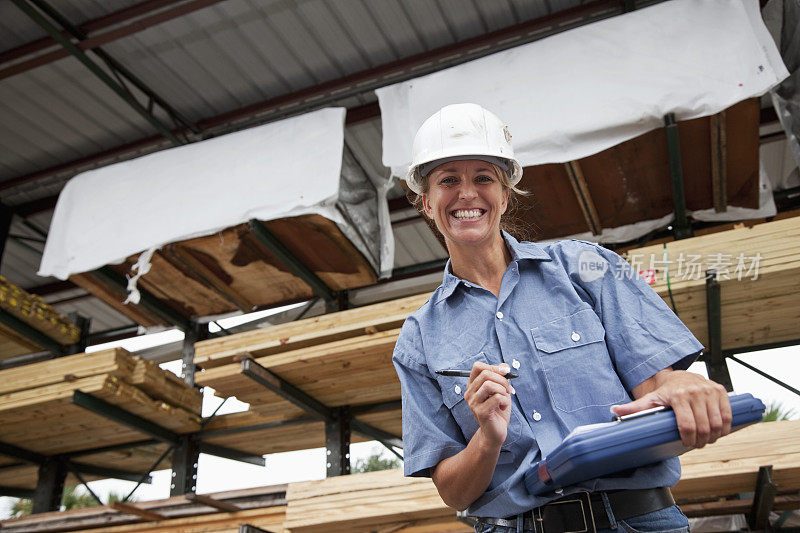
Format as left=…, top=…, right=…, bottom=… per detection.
left=0, top=348, right=201, bottom=490
left=195, top=293, right=428, bottom=426
left=71, top=215, right=378, bottom=327
left=199, top=407, right=401, bottom=457
left=626, top=215, right=800, bottom=350
left=674, top=420, right=800, bottom=501
left=284, top=469, right=470, bottom=533
left=0, top=485, right=287, bottom=532
left=0, top=275, right=80, bottom=360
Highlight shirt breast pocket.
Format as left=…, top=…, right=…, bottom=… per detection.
left=531, top=308, right=628, bottom=413
left=435, top=351, right=520, bottom=464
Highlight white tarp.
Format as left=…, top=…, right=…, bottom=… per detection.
left=377, top=0, right=789, bottom=179
left=39, top=107, right=393, bottom=284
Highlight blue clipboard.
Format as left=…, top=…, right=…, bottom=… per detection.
left=524, top=393, right=765, bottom=496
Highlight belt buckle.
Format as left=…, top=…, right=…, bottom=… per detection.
left=536, top=490, right=596, bottom=533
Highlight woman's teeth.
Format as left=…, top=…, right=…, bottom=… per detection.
left=452, top=209, right=485, bottom=219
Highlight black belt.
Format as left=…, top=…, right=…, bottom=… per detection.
left=478, top=487, right=675, bottom=532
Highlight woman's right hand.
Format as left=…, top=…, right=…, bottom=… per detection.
left=464, top=361, right=514, bottom=447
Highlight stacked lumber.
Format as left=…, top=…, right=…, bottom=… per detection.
left=674, top=420, right=800, bottom=500
left=0, top=275, right=80, bottom=360
left=627, top=215, right=800, bottom=350
left=71, top=215, right=378, bottom=327
left=195, top=293, right=428, bottom=426
left=283, top=469, right=470, bottom=533
left=199, top=407, right=401, bottom=457
left=0, top=484, right=287, bottom=533
left=0, top=348, right=201, bottom=490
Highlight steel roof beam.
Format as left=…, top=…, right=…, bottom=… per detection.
left=0, top=0, right=230, bottom=80
left=11, top=0, right=184, bottom=145
left=0, top=0, right=185, bottom=66
left=27, top=0, right=199, bottom=135
left=0, top=0, right=636, bottom=195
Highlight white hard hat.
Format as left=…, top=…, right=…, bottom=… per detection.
left=405, top=103, right=523, bottom=194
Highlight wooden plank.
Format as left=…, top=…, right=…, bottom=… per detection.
left=86, top=215, right=378, bottom=326
left=710, top=111, right=727, bottom=213
left=110, top=502, right=166, bottom=521
left=194, top=292, right=429, bottom=368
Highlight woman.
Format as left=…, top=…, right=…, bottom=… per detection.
left=392, top=103, right=732, bottom=532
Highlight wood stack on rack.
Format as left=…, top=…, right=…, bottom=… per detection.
left=194, top=293, right=427, bottom=456
left=626, top=215, right=800, bottom=350
left=0, top=348, right=201, bottom=491
left=70, top=215, right=378, bottom=327
left=0, top=275, right=80, bottom=359
left=674, top=420, right=800, bottom=503
left=0, top=485, right=287, bottom=533
left=284, top=469, right=469, bottom=533
left=194, top=214, right=800, bottom=455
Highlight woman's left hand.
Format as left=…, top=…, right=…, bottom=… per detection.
left=610, top=369, right=732, bottom=448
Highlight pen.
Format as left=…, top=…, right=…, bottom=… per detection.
left=435, top=369, right=519, bottom=379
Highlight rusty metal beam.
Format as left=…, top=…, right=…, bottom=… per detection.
left=0, top=0, right=231, bottom=81
left=0, top=0, right=185, bottom=67
left=709, top=111, right=727, bottom=213
left=564, top=161, right=602, bottom=235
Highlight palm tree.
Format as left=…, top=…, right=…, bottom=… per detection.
left=761, top=401, right=796, bottom=422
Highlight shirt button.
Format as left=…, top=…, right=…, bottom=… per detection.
left=571, top=331, right=581, bottom=342
left=533, top=411, right=542, bottom=422
left=496, top=311, right=504, bottom=320
left=512, top=359, right=520, bottom=369
left=454, top=385, right=462, bottom=395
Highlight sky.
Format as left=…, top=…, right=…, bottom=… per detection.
left=1, top=307, right=798, bottom=519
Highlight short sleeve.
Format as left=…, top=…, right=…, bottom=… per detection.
left=561, top=240, right=704, bottom=391
left=393, top=317, right=467, bottom=478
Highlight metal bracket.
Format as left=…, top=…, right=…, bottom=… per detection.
left=239, top=525, right=276, bottom=533
left=65, top=313, right=91, bottom=355
left=31, top=458, right=66, bottom=514
left=0, top=309, right=63, bottom=356
left=704, top=270, right=733, bottom=391
left=325, top=406, right=351, bottom=477
left=170, top=435, right=200, bottom=496
left=0, top=486, right=34, bottom=498
left=239, top=357, right=403, bottom=475
left=249, top=219, right=342, bottom=310
left=71, top=391, right=265, bottom=467
left=92, top=267, right=191, bottom=331
left=748, top=465, right=777, bottom=531
left=664, top=113, right=693, bottom=240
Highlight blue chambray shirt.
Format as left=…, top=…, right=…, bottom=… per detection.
left=392, top=232, right=704, bottom=518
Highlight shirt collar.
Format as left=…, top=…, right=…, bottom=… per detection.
left=435, top=231, right=552, bottom=303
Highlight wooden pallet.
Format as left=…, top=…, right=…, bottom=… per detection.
left=70, top=215, right=378, bottom=327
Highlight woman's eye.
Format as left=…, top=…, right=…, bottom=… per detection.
left=439, top=176, right=457, bottom=184
left=476, top=174, right=493, bottom=182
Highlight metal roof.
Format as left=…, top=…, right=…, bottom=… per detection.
left=1, top=0, right=792, bottom=348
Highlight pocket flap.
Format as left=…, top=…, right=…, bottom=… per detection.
left=435, top=351, right=488, bottom=408
left=531, top=308, right=605, bottom=354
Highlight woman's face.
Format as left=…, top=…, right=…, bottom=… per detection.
left=422, top=159, right=509, bottom=248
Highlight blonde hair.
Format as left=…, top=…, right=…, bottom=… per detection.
left=409, top=162, right=531, bottom=242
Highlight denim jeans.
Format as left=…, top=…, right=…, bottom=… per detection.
left=474, top=504, right=690, bottom=533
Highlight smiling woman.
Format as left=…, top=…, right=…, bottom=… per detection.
left=392, top=103, right=730, bottom=533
